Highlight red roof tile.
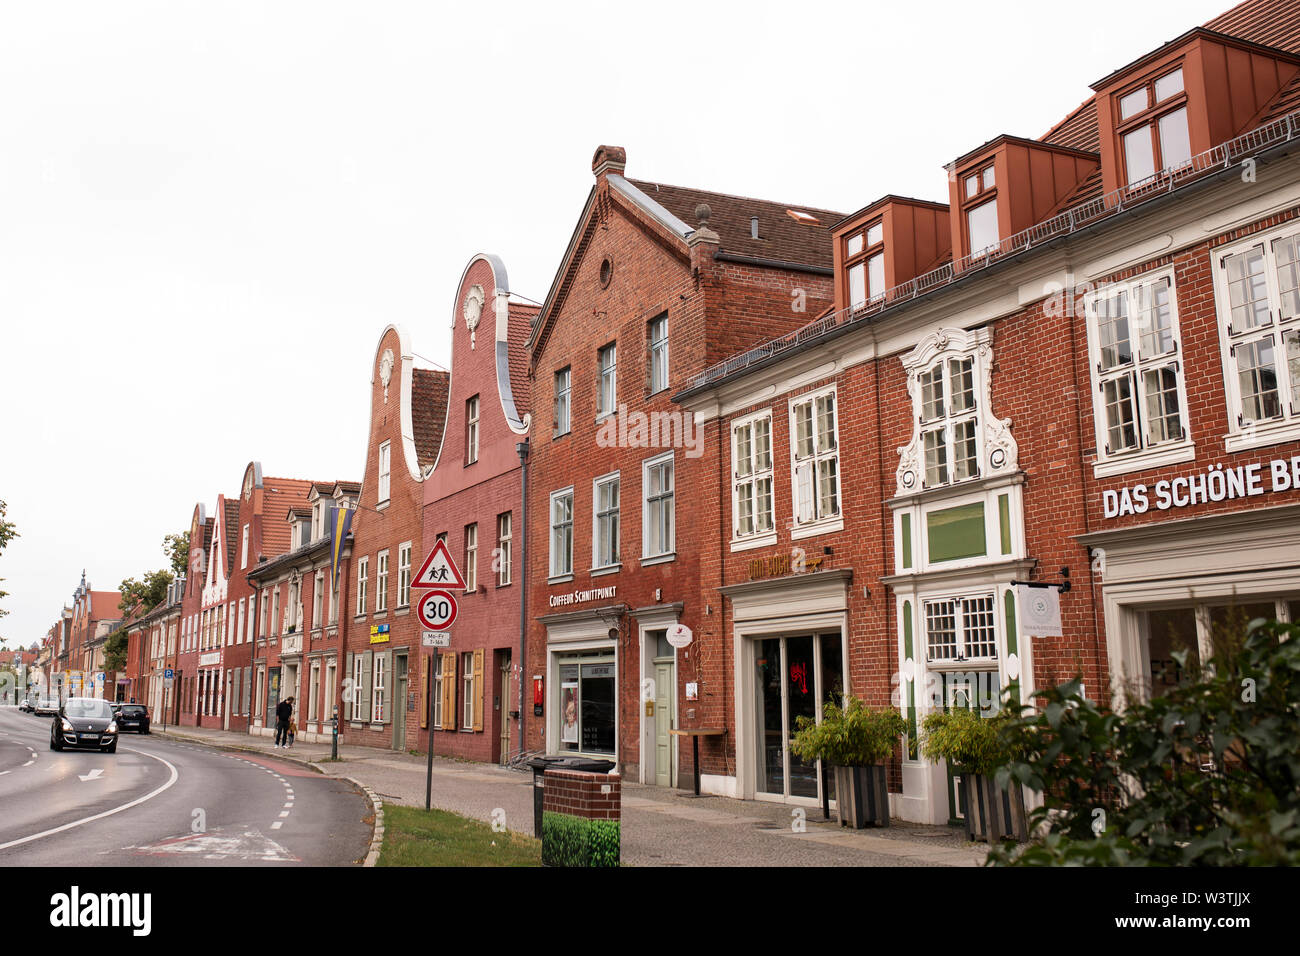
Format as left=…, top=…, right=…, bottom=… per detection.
left=626, top=179, right=844, bottom=271
left=411, top=368, right=450, bottom=473
left=508, top=302, right=538, bottom=418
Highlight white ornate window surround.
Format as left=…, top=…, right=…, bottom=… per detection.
left=896, top=327, right=1017, bottom=497
left=892, top=328, right=1024, bottom=578
left=1211, top=222, right=1300, bottom=453
left=1083, top=267, right=1194, bottom=478
left=788, top=385, right=842, bottom=540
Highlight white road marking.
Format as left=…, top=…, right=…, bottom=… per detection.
left=270, top=821, right=282, bottom=829
left=278, top=811, right=289, bottom=818
left=283, top=802, right=293, bottom=809
left=78, top=768, right=104, bottom=782
left=0, top=746, right=179, bottom=851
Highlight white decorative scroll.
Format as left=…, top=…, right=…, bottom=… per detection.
left=463, top=284, right=485, bottom=349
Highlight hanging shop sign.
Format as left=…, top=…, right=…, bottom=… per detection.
left=1102, top=455, right=1300, bottom=519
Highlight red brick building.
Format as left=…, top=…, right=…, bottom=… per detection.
left=343, top=326, right=447, bottom=752
left=56, top=572, right=122, bottom=700
left=523, top=146, right=841, bottom=787
left=175, top=505, right=214, bottom=725
left=422, top=255, right=533, bottom=763
left=672, top=0, right=1300, bottom=822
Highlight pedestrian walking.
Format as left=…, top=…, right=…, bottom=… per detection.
left=274, top=696, right=294, bottom=748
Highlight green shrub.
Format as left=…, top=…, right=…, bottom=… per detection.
left=790, top=695, right=907, bottom=766
left=920, top=706, right=1017, bottom=775
left=989, top=618, right=1300, bottom=866
left=541, top=811, right=620, bottom=867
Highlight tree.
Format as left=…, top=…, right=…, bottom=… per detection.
left=0, top=500, right=18, bottom=619
left=104, top=630, right=128, bottom=671
left=118, top=569, right=173, bottom=616
left=163, top=530, right=190, bottom=578
left=989, top=617, right=1300, bottom=866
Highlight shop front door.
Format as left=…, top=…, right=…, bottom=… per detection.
left=654, top=659, right=673, bottom=787
left=392, top=653, right=408, bottom=751
left=755, top=632, right=843, bottom=803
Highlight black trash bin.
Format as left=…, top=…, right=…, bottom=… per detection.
left=527, top=755, right=616, bottom=837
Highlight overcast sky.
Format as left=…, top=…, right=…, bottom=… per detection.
left=0, top=0, right=1233, bottom=648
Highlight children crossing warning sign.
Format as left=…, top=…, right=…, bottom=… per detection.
left=412, top=538, right=467, bottom=590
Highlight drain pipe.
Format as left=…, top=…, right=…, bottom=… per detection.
left=516, top=439, right=530, bottom=758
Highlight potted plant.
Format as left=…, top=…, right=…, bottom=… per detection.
left=790, top=695, right=907, bottom=828
left=920, top=707, right=1027, bottom=844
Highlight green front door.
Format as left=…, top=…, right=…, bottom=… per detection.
left=392, top=653, right=407, bottom=751
left=654, top=660, right=673, bottom=787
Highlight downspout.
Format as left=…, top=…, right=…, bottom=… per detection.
left=516, top=439, right=530, bottom=757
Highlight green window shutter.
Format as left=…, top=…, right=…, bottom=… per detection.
left=998, top=493, right=1011, bottom=555
left=379, top=650, right=392, bottom=723
left=1004, top=589, right=1020, bottom=706
left=901, top=514, right=912, bottom=569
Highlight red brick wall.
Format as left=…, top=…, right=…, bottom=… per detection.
left=541, top=768, right=621, bottom=821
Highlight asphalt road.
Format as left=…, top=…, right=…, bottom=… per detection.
left=0, top=706, right=372, bottom=866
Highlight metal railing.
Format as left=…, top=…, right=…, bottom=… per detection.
left=685, top=108, right=1300, bottom=392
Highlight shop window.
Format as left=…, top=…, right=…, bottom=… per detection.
left=732, top=411, right=774, bottom=542
left=559, top=658, right=616, bottom=755
left=789, top=387, right=840, bottom=534
left=1084, top=268, right=1191, bottom=475
left=1213, top=225, right=1300, bottom=450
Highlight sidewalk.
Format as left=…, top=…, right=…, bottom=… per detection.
left=156, top=725, right=987, bottom=867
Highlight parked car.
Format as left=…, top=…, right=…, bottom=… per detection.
left=111, top=703, right=150, bottom=734
left=50, top=697, right=118, bottom=753
left=19, top=695, right=36, bottom=713
left=34, top=696, right=60, bottom=716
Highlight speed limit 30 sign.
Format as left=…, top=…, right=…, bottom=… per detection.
left=416, top=589, right=458, bottom=630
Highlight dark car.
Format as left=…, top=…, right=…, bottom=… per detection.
left=111, top=703, right=150, bottom=734
left=50, top=697, right=118, bottom=753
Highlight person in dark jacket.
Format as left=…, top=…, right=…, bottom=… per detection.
left=274, top=696, right=294, bottom=748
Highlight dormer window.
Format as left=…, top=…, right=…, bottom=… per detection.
left=845, top=220, right=885, bottom=309
left=1116, top=66, right=1190, bottom=186
left=964, top=165, right=994, bottom=199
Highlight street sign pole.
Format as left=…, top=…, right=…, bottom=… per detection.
left=426, top=652, right=436, bottom=811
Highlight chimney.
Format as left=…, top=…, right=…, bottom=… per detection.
left=689, top=202, right=720, bottom=272
left=591, top=145, right=627, bottom=184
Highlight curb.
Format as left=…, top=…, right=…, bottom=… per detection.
left=155, top=729, right=327, bottom=773
left=345, top=776, right=384, bottom=867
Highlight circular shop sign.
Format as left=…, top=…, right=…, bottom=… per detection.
left=666, top=623, right=693, bottom=649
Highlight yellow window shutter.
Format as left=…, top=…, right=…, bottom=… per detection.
left=441, top=652, right=456, bottom=731
left=473, top=648, right=485, bottom=732
left=420, top=654, right=430, bottom=730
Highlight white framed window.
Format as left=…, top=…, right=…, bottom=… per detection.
left=372, top=654, right=386, bottom=723
left=593, top=473, right=620, bottom=569
left=1117, top=66, right=1191, bottom=187
left=918, top=355, right=979, bottom=487
left=356, top=557, right=369, bottom=616
left=241, top=524, right=249, bottom=569
left=554, top=367, right=571, bottom=437
left=642, top=451, right=675, bottom=560
left=924, top=592, right=999, bottom=664
left=376, top=550, right=389, bottom=612
left=378, top=441, right=391, bottom=504
left=497, top=512, right=512, bottom=586
left=311, top=503, right=322, bottom=542
left=313, top=571, right=324, bottom=628
left=1212, top=223, right=1300, bottom=451
left=464, top=524, right=477, bottom=591
left=466, top=396, right=480, bottom=464
left=271, top=589, right=281, bottom=638
left=351, top=655, right=365, bottom=722
left=789, top=388, right=840, bottom=532
left=259, top=592, right=269, bottom=638
left=462, top=652, right=475, bottom=730
left=398, top=542, right=412, bottom=608
left=649, top=314, right=668, bottom=393
left=550, top=488, right=574, bottom=578
left=732, top=411, right=774, bottom=544
left=967, top=199, right=999, bottom=257
left=597, top=343, right=617, bottom=418
left=1084, top=267, right=1192, bottom=475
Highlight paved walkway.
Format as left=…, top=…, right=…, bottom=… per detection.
left=154, top=725, right=987, bottom=867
